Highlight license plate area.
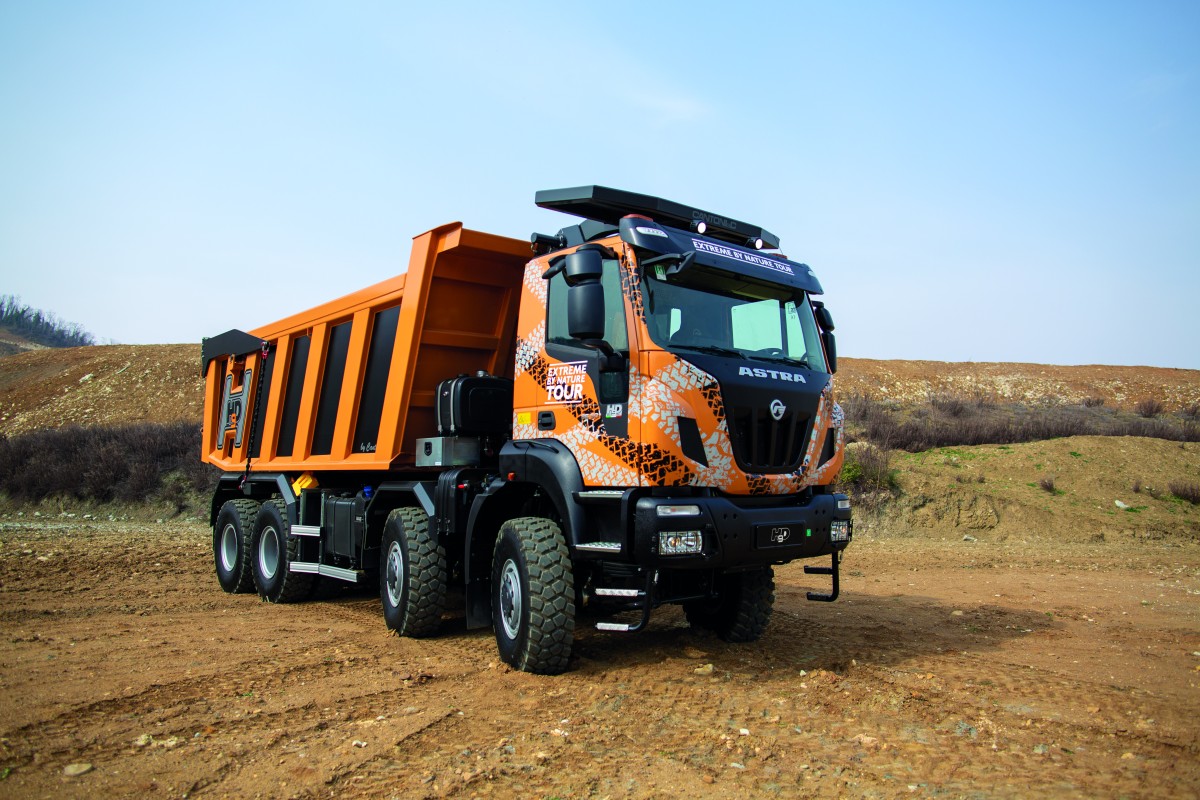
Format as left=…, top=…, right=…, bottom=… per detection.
left=755, top=523, right=806, bottom=549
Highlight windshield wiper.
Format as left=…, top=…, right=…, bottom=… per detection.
left=672, top=344, right=746, bottom=359
left=755, top=354, right=811, bottom=369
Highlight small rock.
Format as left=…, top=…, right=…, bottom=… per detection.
left=694, top=663, right=714, bottom=675
left=962, top=534, right=977, bottom=542
left=1115, top=500, right=1129, bottom=510
left=851, top=734, right=879, bottom=748
left=951, top=610, right=964, bottom=617
left=684, top=647, right=708, bottom=659
left=739, top=728, right=750, bottom=736
left=133, top=733, right=154, bottom=747
left=63, top=763, right=93, bottom=777
left=702, top=774, right=715, bottom=784
left=1033, top=744, right=1049, bottom=755
left=352, top=740, right=367, bottom=748
left=729, top=762, right=745, bottom=770
left=1121, top=752, right=1135, bottom=760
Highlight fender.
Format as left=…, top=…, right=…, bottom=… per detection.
left=210, top=472, right=296, bottom=524
left=497, top=439, right=586, bottom=541
left=460, top=439, right=587, bottom=629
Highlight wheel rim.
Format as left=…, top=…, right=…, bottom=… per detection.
left=258, top=525, right=279, bottom=580
left=498, top=558, right=523, bottom=640
left=220, top=523, right=239, bottom=572
left=385, top=540, right=404, bottom=607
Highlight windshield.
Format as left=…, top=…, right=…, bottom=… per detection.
left=640, top=263, right=828, bottom=372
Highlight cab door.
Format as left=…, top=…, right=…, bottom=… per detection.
left=538, top=250, right=639, bottom=486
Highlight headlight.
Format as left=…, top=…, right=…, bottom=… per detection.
left=830, top=520, right=851, bottom=542
left=659, top=531, right=703, bottom=555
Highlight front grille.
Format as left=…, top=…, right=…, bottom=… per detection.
left=728, top=406, right=811, bottom=474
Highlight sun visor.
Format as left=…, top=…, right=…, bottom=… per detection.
left=619, top=217, right=823, bottom=295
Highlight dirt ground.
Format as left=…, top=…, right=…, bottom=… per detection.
left=0, top=519, right=1196, bottom=799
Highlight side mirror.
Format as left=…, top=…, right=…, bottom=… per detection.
left=565, top=247, right=605, bottom=340
left=563, top=247, right=603, bottom=286
left=813, top=303, right=835, bottom=331
left=821, top=330, right=837, bottom=374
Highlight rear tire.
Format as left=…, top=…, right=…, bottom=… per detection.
left=684, top=567, right=775, bottom=642
left=252, top=500, right=315, bottom=603
left=214, top=499, right=259, bottom=594
left=380, top=507, right=446, bottom=637
left=491, top=517, right=574, bottom=674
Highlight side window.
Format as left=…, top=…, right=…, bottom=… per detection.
left=547, top=258, right=628, bottom=350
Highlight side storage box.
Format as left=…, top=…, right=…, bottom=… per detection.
left=436, top=374, right=514, bottom=436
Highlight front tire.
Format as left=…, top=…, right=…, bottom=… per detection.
left=684, top=567, right=775, bottom=642
left=252, top=500, right=314, bottom=603
left=380, top=507, right=446, bottom=637
left=491, top=517, right=574, bottom=674
left=214, top=499, right=259, bottom=594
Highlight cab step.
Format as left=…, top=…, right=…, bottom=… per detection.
left=592, top=571, right=656, bottom=632
left=803, top=551, right=840, bottom=602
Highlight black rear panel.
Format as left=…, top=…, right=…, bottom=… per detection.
left=353, top=306, right=400, bottom=454
left=312, top=321, right=353, bottom=456
left=275, top=335, right=310, bottom=458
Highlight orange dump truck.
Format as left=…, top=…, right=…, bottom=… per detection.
left=201, top=186, right=851, bottom=674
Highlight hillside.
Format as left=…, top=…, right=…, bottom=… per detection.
left=2, top=344, right=1197, bottom=544
left=3, top=345, right=1199, bottom=436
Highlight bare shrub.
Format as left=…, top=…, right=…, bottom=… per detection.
left=1169, top=480, right=1200, bottom=505
left=846, top=392, right=1200, bottom=453
left=929, top=392, right=969, bottom=417
left=1082, top=396, right=1106, bottom=408
left=1135, top=398, right=1165, bottom=418
left=1131, top=479, right=1142, bottom=494
left=839, top=444, right=897, bottom=494
left=0, top=421, right=214, bottom=507
left=1038, top=476, right=1057, bottom=494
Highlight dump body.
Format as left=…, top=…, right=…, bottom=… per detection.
left=202, top=223, right=529, bottom=473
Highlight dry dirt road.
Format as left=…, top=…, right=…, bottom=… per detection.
left=0, top=520, right=1197, bottom=800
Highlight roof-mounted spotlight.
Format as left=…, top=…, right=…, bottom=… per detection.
left=747, top=236, right=764, bottom=250
left=690, top=219, right=708, bottom=235
left=530, top=231, right=566, bottom=255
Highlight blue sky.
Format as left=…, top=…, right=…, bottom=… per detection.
left=2, top=1, right=1197, bottom=368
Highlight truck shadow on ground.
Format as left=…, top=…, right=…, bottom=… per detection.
left=566, top=589, right=1061, bottom=677
left=317, top=583, right=1059, bottom=677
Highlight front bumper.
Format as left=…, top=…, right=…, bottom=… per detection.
left=630, top=491, right=852, bottom=568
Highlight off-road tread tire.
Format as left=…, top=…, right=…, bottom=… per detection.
left=253, top=500, right=315, bottom=604
left=380, top=507, right=446, bottom=638
left=214, top=498, right=259, bottom=594
left=684, top=567, right=775, bottom=643
left=492, top=517, right=575, bottom=675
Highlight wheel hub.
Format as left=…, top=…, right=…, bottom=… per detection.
left=499, top=558, right=522, bottom=639
left=220, top=523, right=239, bottom=572
left=258, top=526, right=279, bottom=580
left=385, top=541, right=404, bottom=606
